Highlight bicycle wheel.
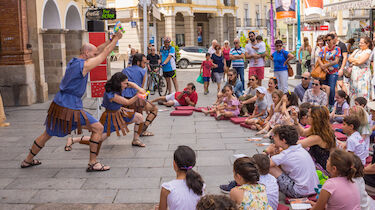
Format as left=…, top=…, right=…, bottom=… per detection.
left=157, top=75, right=167, bottom=96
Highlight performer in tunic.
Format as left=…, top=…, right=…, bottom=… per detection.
left=64, top=72, right=147, bottom=151
left=122, top=53, right=158, bottom=137
left=20, top=32, right=123, bottom=172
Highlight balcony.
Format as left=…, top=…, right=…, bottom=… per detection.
left=224, top=0, right=231, bottom=6
left=256, top=19, right=268, bottom=27
left=236, top=18, right=241, bottom=27
left=244, top=18, right=253, bottom=27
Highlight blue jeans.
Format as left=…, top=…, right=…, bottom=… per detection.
left=323, top=73, right=338, bottom=106
left=234, top=67, right=245, bottom=89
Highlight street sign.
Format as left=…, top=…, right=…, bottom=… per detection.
left=86, top=8, right=116, bottom=20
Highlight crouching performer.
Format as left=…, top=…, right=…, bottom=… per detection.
left=65, top=72, right=147, bottom=152
left=20, top=32, right=123, bottom=172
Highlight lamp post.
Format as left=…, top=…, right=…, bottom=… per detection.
left=270, top=0, right=275, bottom=55
left=295, top=0, right=302, bottom=79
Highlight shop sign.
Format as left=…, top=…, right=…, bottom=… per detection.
left=86, top=8, right=116, bottom=20
left=320, top=26, right=329, bottom=31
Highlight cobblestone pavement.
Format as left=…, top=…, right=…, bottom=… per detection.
left=0, top=63, right=299, bottom=209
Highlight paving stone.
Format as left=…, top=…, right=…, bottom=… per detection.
left=6, top=178, right=86, bottom=190
left=197, top=166, right=233, bottom=176
left=126, top=167, right=175, bottom=178
left=33, top=203, right=93, bottom=210
left=196, top=156, right=231, bottom=166
left=55, top=168, right=128, bottom=178
left=0, top=179, right=14, bottom=189
left=0, top=190, right=37, bottom=203
left=104, top=158, right=165, bottom=168
left=0, top=169, right=60, bottom=178
left=0, top=204, right=35, bottom=210
left=29, top=190, right=117, bottom=203
left=114, top=189, right=160, bottom=203
left=82, top=178, right=160, bottom=190
left=197, top=150, right=234, bottom=158
left=93, top=204, right=155, bottom=210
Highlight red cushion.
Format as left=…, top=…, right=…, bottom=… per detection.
left=194, top=107, right=206, bottom=112
left=240, top=122, right=252, bottom=129
left=284, top=194, right=317, bottom=204
left=335, top=131, right=347, bottom=141
left=170, top=110, right=193, bottom=116
left=175, top=106, right=195, bottom=110
left=371, top=195, right=375, bottom=200
left=277, top=204, right=290, bottom=210
left=331, top=123, right=343, bottom=130
left=230, top=117, right=247, bottom=124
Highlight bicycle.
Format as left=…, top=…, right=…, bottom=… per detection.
left=146, top=64, right=167, bottom=98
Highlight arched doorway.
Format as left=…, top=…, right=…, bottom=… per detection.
left=65, top=3, right=83, bottom=65
left=42, top=0, right=61, bottom=29
left=175, top=12, right=185, bottom=47
left=65, top=4, right=82, bottom=30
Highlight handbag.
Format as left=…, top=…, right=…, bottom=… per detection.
left=343, top=49, right=359, bottom=78
left=287, top=63, right=294, bottom=77
left=311, top=48, right=327, bottom=80
left=196, top=73, right=204, bottom=84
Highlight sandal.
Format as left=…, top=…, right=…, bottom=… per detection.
left=140, top=131, right=154, bottom=137
left=64, top=137, right=75, bottom=151
left=132, top=139, right=146, bottom=147
left=21, top=159, right=42, bottom=168
left=86, top=162, right=110, bottom=172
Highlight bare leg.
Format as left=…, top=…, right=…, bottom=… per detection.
left=140, top=102, right=158, bottom=136
left=163, top=100, right=175, bottom=107
left=165, top=77, right=172, bottom=94
left=256, top=124, right=270, bottom=135
left=171, top=76, right=179, bottom=92
left=21, top=131, right=51, bottom=167
left=88, top=122, right=109, bottom=170
left=151, top=96, right=167, bottom=104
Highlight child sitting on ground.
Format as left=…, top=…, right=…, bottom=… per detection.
left=339, top=116, right=367, bottom=165
left=251, top=35, right=266, bottom=65
left=253, top=154, right=279, bottom=210
left=157, top=145, right=205, bottom=210
left=202, top=85, right=240, bottom=120
left=352, top=153, right=375, bottom=209
left=229, top=157, right=272, bottom=209
left=309, top=149, right=361, bottom=210
left=330, top=90, right=350, bottom=123
left=244, top=86, right=268, bottom=130
left=350, top=106, right=371, bottom=157
left=355, top=96, right=367, bottom=108
left=196, top=194, right=238, bottom=210
left=298, top=108, right=309, bottom=127
left=256, top=90, right=283, bottom=136
left=200, top=53, right=217, bottom=95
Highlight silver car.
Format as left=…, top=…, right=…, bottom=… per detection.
left=177, top=46, right=208, bottom=69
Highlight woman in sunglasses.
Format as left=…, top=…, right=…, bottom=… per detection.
left=271, top=40, right=294, bottom=93
left=302, top=78, right=328, bottom=106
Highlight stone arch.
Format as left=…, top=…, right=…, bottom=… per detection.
left=42, top=0, right=61, bottom=29
left=65, top=2, right=82, bottom=30
left=175, top=12, right=185, bottom=46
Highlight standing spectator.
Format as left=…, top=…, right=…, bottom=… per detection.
left=160, top=36, right=178, bottom=94
left=200, top=53, right=214, bottom=95
left=298, top=37, right=312, bottom=73
left=230, top=38, right=246, bottom=88
left=311, top=35, right=325, bottom=68
left=146, top=47, right=161, bottom=95
left=246, top=32, right=266, bottom=86
left=294, top=72, right=312, bottom=102
left=302, top=78, right=328, bottom=106
left=211, top=44, right=226, bottom=93
left=208, top=40, right=218, bottom=55
left=127, top=44, right=132, bottom=56
left=147, top=43, right=153, bottom=55
left=346, top=38, right=356, bottom=54
left=330, top=32, right=348, bottom=99
left=271, top=40, right=294, bottom=93
left=222, top=40, right=231, bottom=81
left=348, top=37, right=372, bottom=103
left=128, top=48, right=136, bottom=67
left=317, top=33, right=341, bottom=108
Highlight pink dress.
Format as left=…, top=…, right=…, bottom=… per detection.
left=223, top=97, right=240, bottom=116
left=223, top=47, right=231, bottom=61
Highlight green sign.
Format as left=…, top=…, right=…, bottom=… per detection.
left=86, top=8, right=116, bottom=20
left=101, top=8, right=116, bottom=20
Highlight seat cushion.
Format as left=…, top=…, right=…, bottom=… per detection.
left=170, top=110, right=193, bottom=116
left=230, top=117, right=247, bottom=124
left=175, top=106, right=195, bottom=110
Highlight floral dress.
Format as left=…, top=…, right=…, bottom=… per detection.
left=238, top=184, right=272, bottom=210
left=268, top=105, right=299, bottom=128
left=223, top=96, right=240, bottom=116
left=350, top=49, right=372, bottom=102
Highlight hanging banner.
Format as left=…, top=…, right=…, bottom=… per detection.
left=304, top=0, right=323, bottom=16
left=276, top=0, right=296, bottom=19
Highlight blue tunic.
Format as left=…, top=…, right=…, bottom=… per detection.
left=121, top=65, right=146, bottom=98
left=101, top=91, right=134, bottom=134
left=46, top=58, right=98, bottom=137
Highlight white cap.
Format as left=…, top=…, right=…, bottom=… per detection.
left=368, top=101, right=375, bottom=111
left=256, top=86, right=267, bottom=94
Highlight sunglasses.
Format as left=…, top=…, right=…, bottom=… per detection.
left=312, top=83, right=320, bottom=86
left=234, top=42, right=239, bottom=44
left=276, top=44, right=282, bottom=47
left=301, top=77, right=309, bottom=80
left=249, top=79, right=255, bottom=81
left=228, top=74, right=234, bottom=76
left=326, top=39, right=332, bottom=41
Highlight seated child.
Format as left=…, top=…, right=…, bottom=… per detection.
left=355, top=96, right=367, bottom=108
left=202, top=85, right=240, bottom=120
left=158, top=146, right=205, bottom=210
left=368, top=101, right=375, bottom=144
left=252, top=35, right=266, bottom=65
left=330, top=90, right=349, bottom=123
left=349, top=106, right=371, bottom=157
left=352, top=153, right=375, bottom=209
left=196, top=194, right=238, bottom=210
left=309, top=149, right=361, bottom=210
left=340, top=116, right=367, bottom=165
left=244, top=86, right=268, bottom=130
left=253, top=154, right=279, bottom=210
left=229, top=157, right=272, bottom=209
left=256, top=90, right=283, bottom=136
left=264, top=125, right=319, bottom=198
left=298, top=108, right=309, bottom=127
left=300, top=102, right=312, bottom=110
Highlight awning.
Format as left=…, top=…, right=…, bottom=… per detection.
left=324, top=0, right=373, bottom=10
left=153, top=5, right=161, bottom=20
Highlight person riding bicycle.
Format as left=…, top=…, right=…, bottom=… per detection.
left=147, top=46, right=161, bottom=95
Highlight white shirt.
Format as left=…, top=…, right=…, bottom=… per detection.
left=161, top=179, right=204, bottom=210
left=208, top=46, right=216, bottom=55
left=265, top=90, right=273, bottom=110
left=245, top=42, right=265, bottom=67
left=259, top=174, right=279, bottom=210
left=271, top=144, right=319, bottom=196
left=347, top=131, right=368, bottom=165
left=353, top=177, right=375, bottom=210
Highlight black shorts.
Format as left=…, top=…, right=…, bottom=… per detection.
left=163, top=70, right=176, bottom=78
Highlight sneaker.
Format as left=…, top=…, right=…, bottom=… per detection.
left=219, top=180, right=237, bottom=194
left=204, top=91, right=208, bottom=95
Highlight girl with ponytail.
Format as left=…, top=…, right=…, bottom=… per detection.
left=309, top=149, right=361, bottom=210
left=158, top=145, right=205, bottom=210
left=330, top=90, right=350, bottom=123
left=229, top=157, right=272, bottom=209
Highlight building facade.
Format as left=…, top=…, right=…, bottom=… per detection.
left=0, top=0, right=87, bottom=106
left=110, top=0, right=237, bottom=55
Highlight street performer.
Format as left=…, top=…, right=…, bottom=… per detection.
left=20, top=32, right=123, bottom=172
left=121, top=53, right=158, bottom=137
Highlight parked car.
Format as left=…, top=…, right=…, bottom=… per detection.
left=177, top=46, right=208, bottom=69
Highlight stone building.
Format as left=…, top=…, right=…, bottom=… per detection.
left=109, top=0, right=237, bottom=55
left=0, top=0, right=87, bottom=106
